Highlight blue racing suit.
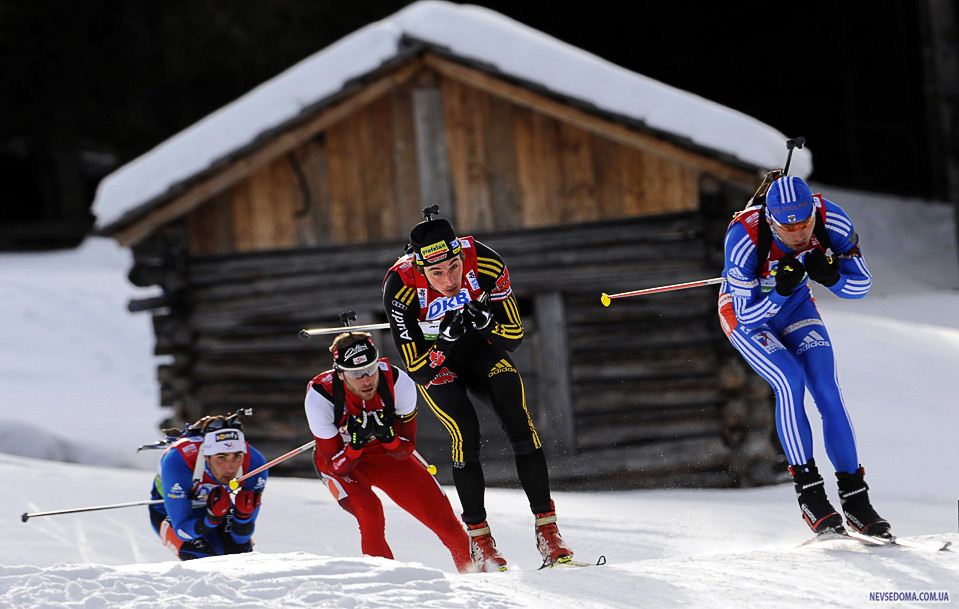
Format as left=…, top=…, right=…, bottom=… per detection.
left=718, top=196, right=871, bottom=474
left=148, top=437, right=267, bottom=559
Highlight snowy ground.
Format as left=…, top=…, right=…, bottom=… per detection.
left=2, top=186, right=958, bottom=607
left=0, top=238, right=166, bottom=469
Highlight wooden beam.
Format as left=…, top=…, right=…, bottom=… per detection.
left=412, top=85, right=455, bottom=223
left=112, top=59, right=427, bottom=247
left=422, top=54, right=759, bottom=187
left=534, top=292, right=576, bottom=451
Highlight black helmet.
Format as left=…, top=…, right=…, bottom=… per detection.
left=409, top=218, right=462, bottom=267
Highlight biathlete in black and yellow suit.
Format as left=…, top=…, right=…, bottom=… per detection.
left=382, top=212, right=574, bottom=571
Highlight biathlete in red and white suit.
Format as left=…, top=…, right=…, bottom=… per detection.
left=304, top=331, right=472, bottom=573
left=382, top=214, right=574, bottom=571
left=718, top=175, right=890, bottom=538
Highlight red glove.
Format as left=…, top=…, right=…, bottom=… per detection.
left=206, top=486, right=231, bottom=523
left=381, top=436, right=415, bottom=460
left=233, top=489, right=261, bottom=520
left=329, top=445, right=363, bottom=476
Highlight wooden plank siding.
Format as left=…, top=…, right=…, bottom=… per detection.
left=185, top=65, right=726, bottom=256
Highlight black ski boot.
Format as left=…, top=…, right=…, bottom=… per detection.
left=789, top=460, right=844, bottom=533
left=836, top=466, right=892, bottom=538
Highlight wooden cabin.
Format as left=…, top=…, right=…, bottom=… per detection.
left=94, top=2, right=811, bottom=488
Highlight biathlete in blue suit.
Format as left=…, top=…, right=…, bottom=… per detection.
left=718, top=175, right=890, bottom=538
left=148, top=416, right=268, bottom=559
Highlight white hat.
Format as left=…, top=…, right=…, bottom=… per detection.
left=201, top=428, right=247, bottom=456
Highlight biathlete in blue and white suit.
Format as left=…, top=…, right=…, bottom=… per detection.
left=717, top=175, right=890, bottom=538
left=148, top=417, right=268, bottom=560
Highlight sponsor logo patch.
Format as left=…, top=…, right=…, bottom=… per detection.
left=751, top=330, right=785, bottom=354
left=466, top=270, right=480, bottom=291
left=796, top=330, right=830, bottom=355
left=425, top=288, right=471, bottom=320
left=494, top=267, right=511, bottom=293
left=343, top=344, right=369, bottom=360
left=417, top=288, right=428, bottom=308
left=420, top=240, right=450, bottom=262
left=488, top=359, right=516, bottom=378
left=429, top=350, right=446, bottom=368
left=168, top=482, right=186, bottom=499
left=726, top=275, right=757, bottom=290
left=783, top=319, right=824, bottom=335
left=428, top=367, right=457, bottom=386
left=391, top=310, right=411, bottom=340
left=391, top=300, right=407, bottom=311
left=215, top=430, right=239, bottom=442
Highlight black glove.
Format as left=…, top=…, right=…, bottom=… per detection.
left=774, top=256, right=805, bottom=296
left=464, top=299, right=494, bottom=334
left=803, top=249, right=840, bottom=287
left=435, top=310, right=465, bottom=350
left=368, top=411, right=396, bottom=444
left=346, top=412, right=376, bottom=450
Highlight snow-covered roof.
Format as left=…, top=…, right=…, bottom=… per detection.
left=93, top=0, right=813, bottom=234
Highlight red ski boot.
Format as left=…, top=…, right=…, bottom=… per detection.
left=534, top=502, right=574, bottom=567
left=466, top=521, right=508, bottom=572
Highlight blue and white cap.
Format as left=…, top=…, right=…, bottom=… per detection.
left=766, top=176, right=814, bottom=225
left=201, top=428, right=247, bottom=455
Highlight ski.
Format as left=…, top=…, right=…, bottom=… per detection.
left=887, top=537, right=952, bottom=552
left=539, top=555, right=607, bottom=570
left=800, top=528, right=887, bottom=548
left=840, top=530, right=951, bottom=552
left=801, top=529, right=952, bottom=552
left=843, top=530, right=891, bottom=546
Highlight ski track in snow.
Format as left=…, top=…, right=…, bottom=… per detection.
left=2, top=544, right=957, bottom=609
left=3, top=455, right=958, bottom=609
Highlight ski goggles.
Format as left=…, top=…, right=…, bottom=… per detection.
left=195, top=415, right=243, bottom=434
left=769, top=212, right=815, bottom=233
left=340, top=359, right=379, bottom=379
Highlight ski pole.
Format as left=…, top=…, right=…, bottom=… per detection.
left=228, top=440, right=316, bottom=490
left=412, top=449, right=438, bottom=475
left=22, top=499, right=164, bottom=523
left=600, top=277, right=724, bottom=306
left=299, top=322, right=391, bottom=340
